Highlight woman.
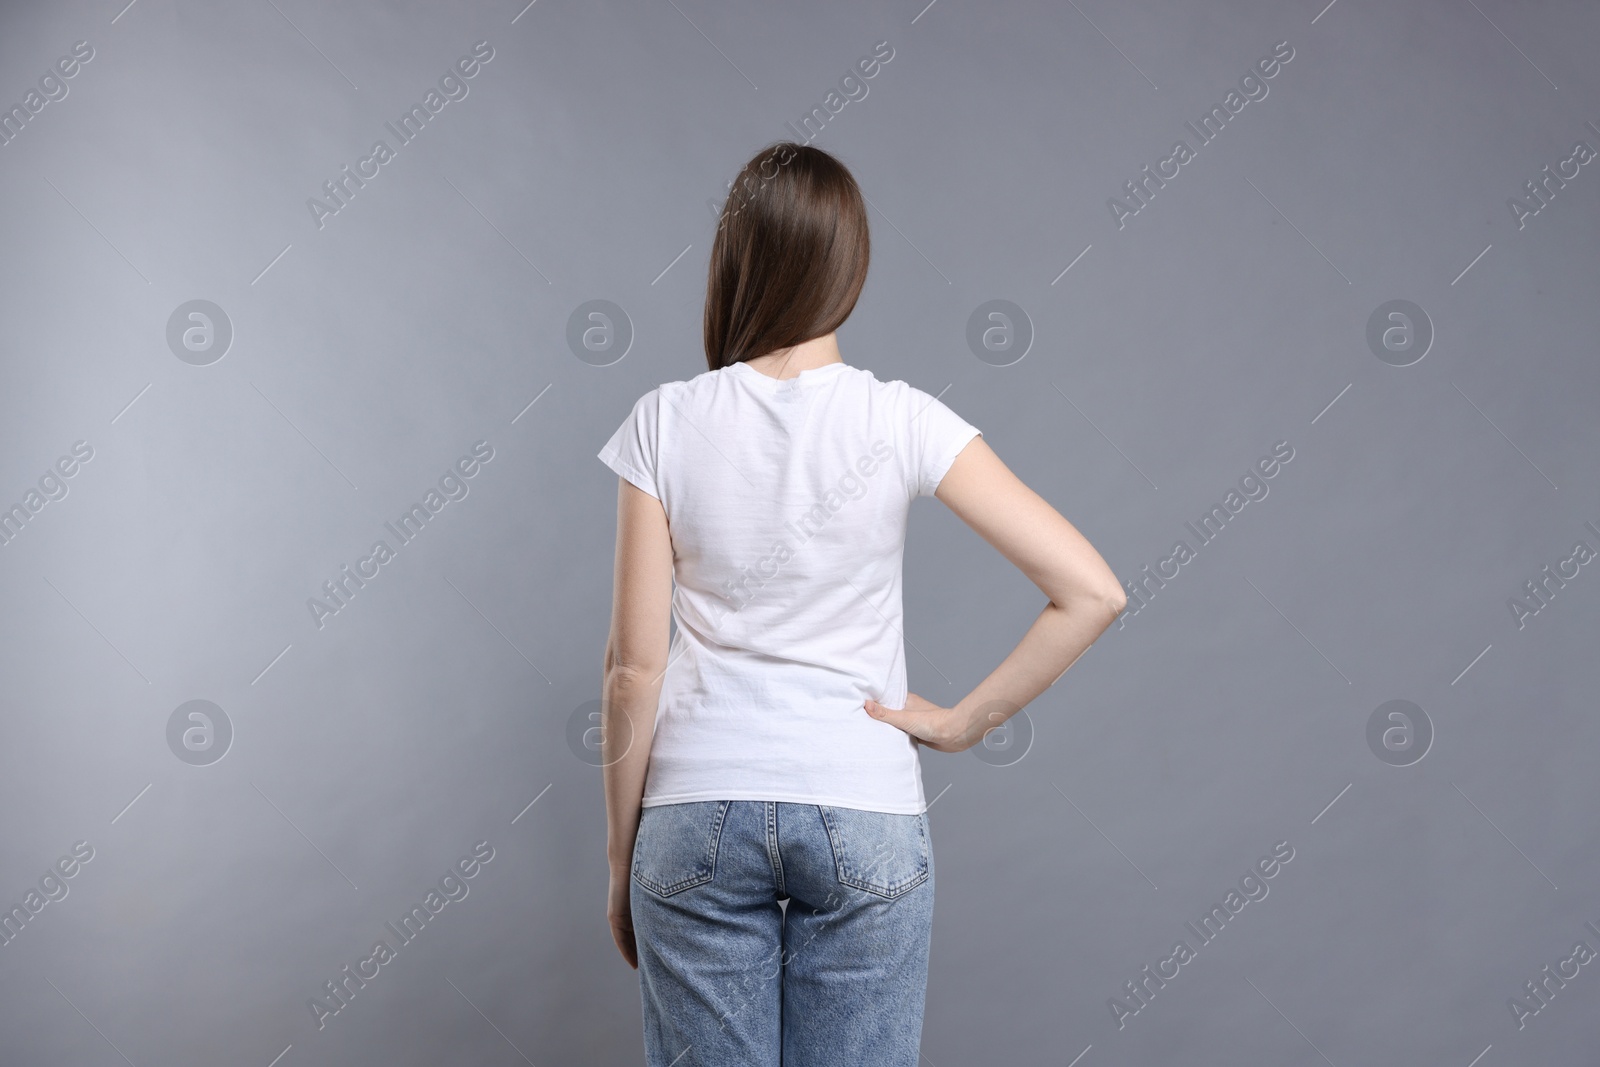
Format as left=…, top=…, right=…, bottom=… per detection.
left=597, top=142, right=1126, bottom=1066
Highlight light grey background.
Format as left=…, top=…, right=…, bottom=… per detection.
left=1, top=0, right=1597, bottom=1064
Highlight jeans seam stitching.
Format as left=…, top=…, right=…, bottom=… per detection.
left=766, top=802, right=786, bottom=897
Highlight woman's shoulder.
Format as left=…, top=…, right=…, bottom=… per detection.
left=616, top=369, right=707, bottom=408
left=850, top=366, right=939, bottom=406
left=654, top=364, right=726, bottom=395
left=831, top=365, right=950, bottom=420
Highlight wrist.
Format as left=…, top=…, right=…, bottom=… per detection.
left=959, top=696, right=1020, bottom=745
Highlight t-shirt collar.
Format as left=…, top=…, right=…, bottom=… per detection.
left=727, top=360, right=849, bottom=389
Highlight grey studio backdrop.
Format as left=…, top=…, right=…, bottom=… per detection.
left=0, top=0, right=1597, bottom=1064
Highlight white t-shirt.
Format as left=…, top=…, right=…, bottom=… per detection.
left=597, top=359, right=982, bottom=815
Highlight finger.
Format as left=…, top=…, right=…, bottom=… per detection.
left=620, top=925, right=636, bottom=968
left=864, top=699, right=903, bottom=726
left=613, top=924, right=637, bottom=968
left=866, top=702, right=930, bottom=741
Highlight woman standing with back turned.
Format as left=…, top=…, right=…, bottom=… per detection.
left=597, top=141, right=1126, bottom=1067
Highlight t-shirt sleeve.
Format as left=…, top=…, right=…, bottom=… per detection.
left=597, top=389, right=661, bottom=500
left=909, top=387, right=982, bottom=498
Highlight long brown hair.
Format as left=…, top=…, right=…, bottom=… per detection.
left=703, top=142, right=871, bottom=372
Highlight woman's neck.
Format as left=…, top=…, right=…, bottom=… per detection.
left=742, top=334, right=843, bottom=380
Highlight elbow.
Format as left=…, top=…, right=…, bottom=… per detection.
left=1086, top=593, right=1127, bottom=626
left=604, top=659, right=667, bottom=686
left=1057, top=585, right=1126, bottom=619
left=603, top=639, right=666, bottom=681
left=1042, top=561, right=1126, bottom=620
left=1089, top=567, right=1128, bottom=616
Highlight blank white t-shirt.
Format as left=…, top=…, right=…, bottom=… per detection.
left=597, top=359, right=981, bottom=814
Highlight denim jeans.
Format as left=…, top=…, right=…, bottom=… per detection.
left=630, top=800, right=935, bottom=1067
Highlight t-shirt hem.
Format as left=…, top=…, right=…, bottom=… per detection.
left=641, top=788, right=927, bottom=815
left=597, top=446, right=659, bottom=500
left=921, top=427, right=982, bottom=497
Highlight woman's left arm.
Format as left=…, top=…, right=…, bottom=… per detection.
left=601, top=475, right=673, bottom=967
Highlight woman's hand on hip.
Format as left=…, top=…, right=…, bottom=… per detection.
left=864, top=692, right=996, bottom=753
left=607, top=862, right=638, bottom=969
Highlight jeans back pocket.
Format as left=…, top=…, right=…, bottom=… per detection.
left=632, top=800, right=730, bottom=897
left=818, top=806, right=930, bottom=900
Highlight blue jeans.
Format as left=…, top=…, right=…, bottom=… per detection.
left=630, top=800, right=935, bottom=1067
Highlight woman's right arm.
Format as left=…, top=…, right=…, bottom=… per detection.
left=864, top=435, right=1127, bottom=753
